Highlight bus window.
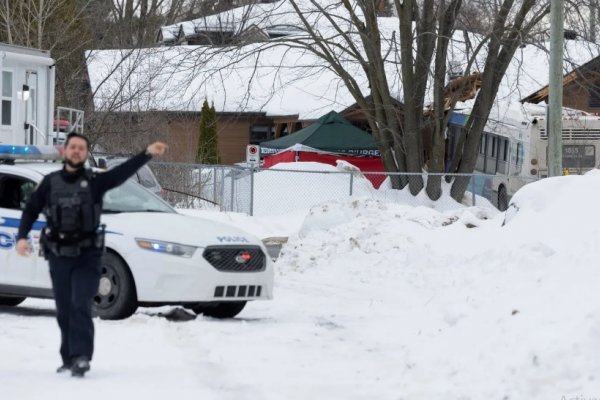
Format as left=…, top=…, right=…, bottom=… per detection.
left=516, top=143, right=524, bottom=165
left=479, top=134, right=487, bottom=155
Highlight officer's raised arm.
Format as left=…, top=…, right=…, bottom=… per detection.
left=95, top=141, right=167, bottom=193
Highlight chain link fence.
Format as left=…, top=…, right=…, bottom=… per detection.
left=147, top=161, right=537, bottom=216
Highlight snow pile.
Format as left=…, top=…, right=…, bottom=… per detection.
left=4, top=170, right=600, bottom=398
left=275, top=190, right=600, bottom=397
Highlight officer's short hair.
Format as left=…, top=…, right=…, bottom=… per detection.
left=65, top=133, right=90, bottom=150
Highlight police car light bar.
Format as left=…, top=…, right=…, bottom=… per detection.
left=0, top=145, right=64, bottom=161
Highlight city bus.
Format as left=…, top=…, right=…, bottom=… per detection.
left=447, top=107, right=600, bottom=210
left=527, top=108, right=600, bottom=177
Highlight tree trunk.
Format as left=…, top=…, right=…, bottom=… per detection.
left=450, top=0, right=546, bottom=202
left=426, top=0, right=461, bottom=200
left=37, top=0, right=43, bottom=49
left=398, top=0, right=424, bottom=194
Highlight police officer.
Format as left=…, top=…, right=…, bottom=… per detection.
left=15, top=133, right=167, bottom=377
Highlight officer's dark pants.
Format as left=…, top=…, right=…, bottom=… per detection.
left=47, top=248, right=102, bottom=365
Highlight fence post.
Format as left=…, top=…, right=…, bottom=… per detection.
left=197, top=166, right=201, bottom=201
left=349, top=172, right=354, bottom=196
left=213, top=166, right=218, bottom=205
left=220, top=166, right=225, bottom=210
left=230, top=168, right=235, bottom=212
left=249, top=168, right=255, bottom=216
left=471, top=175, right=476, bottom=206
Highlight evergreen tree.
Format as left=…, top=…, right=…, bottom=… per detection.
left=196, top=99, right=220, bottom=164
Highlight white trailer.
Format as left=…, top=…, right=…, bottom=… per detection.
left=0, top=43, right=56, bottom=146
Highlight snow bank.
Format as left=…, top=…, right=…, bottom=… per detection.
left=4, top=165, right=600, bottom=398
left=275, top=193, right=600, bottom=397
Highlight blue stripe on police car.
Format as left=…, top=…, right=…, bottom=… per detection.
left=0, top=216, right=45, bottom=231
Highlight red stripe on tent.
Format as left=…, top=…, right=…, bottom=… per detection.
left=263, top=151, right=386, bottom=188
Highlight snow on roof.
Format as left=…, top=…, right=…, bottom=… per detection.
left=89, top=3, right=423, bottom=118
left=179, top=21, right=198, bottom=36
left=90, top=1, right=600, bottom=124
left=87, top=43, right=369, bottom=119
left=91, top=1, right=399, bottom=119
left=160, top=0, right=312, bottom=42
left=159, top=26, right=178, bottom=42
left=265, top=25, right=305, bottom=35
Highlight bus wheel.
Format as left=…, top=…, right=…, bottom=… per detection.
left=498, top=186, right=508, bottom=211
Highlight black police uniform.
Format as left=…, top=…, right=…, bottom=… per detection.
left=17, top=150, right=152, bottom=372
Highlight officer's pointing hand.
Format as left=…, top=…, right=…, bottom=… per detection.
left=147, top=142, right=168, bottom=157
left=16, top=239, right=31, bottom=257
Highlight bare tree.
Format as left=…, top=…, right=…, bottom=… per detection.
left=87, top=1, right=559, bottom=203
left=267, top=0, right=550, bottom=201
left=83, top=1, right=241, bottom=151
left=0, top=0, right=93, bottom=107
left=90, top=0, right=247, bottom=48
left=446, top=0, right=547, bottom=199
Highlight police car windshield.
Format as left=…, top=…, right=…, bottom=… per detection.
left=102, top=180, right=174, bottom=213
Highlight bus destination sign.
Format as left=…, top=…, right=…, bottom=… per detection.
left=563, top=145, right=596, bottom=168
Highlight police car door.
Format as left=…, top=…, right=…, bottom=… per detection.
left=0, top=173, right=44, bottom=287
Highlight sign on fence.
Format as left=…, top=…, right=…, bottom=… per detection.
left=246, top=144, right=260, bottom=166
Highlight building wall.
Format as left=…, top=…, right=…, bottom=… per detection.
left=94, top=111, right=279, bottom=164
left=166, top=113, right=274, bottom=164
left=563, top=80, right=600, bottom=113
left=94, top=109, right=378, bottom=164
left=94, top=112, right=258, bottom=164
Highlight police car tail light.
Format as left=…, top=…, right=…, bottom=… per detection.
left=0, top=145, right=64, bottom=161
left=135, top=238, right=197, bottom=258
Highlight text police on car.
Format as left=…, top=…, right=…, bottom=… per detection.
left=16, top=133, right=167, bottom=377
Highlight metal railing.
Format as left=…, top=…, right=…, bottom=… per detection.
left=148, top=161, right=537, bottom=216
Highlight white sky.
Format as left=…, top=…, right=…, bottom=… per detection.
left=2, top=163, right=599, bottom=398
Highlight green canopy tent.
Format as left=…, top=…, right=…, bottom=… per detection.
left=261, top=111, right=386, bottom=187
left=260, top=111, right=380, bottom=157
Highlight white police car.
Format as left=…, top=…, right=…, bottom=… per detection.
left=0, top=145, right=273, bottom=319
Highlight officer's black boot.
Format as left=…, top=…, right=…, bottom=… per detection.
left=70, top=356, right=90, bottom=377
left=56, top=363, right=71, bottom=373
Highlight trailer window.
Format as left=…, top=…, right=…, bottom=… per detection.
left=2, top=71, right=12, bottom=126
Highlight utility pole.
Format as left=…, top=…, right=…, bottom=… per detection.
left=548, top=0, right=564, bottom=177
left=591, top=0, right=598, bottom=42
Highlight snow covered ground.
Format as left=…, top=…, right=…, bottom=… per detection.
left=2, top=169, right=600, bottom=399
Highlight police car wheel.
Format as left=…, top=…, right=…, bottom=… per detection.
left=0, top=296, right=26, bottom=306
left=191, top=301, right=247, bottom=319
left=93, top=252, right=137, bottom=320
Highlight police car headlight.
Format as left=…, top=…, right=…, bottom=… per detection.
left=135, top=238, right=197, bottom=258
